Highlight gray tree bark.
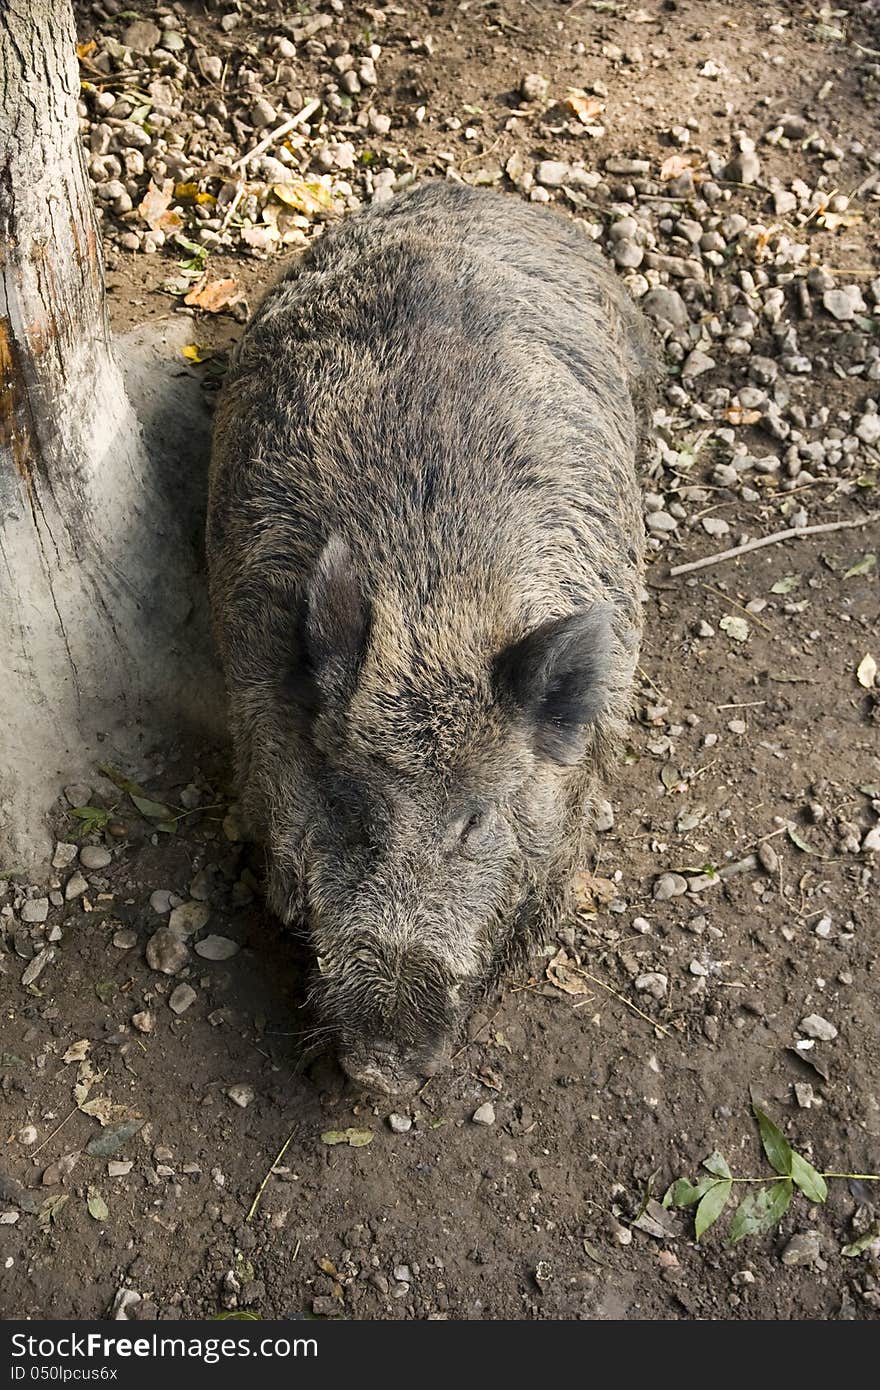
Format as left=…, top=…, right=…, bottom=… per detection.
left=1, top=0, right=220, bottom=869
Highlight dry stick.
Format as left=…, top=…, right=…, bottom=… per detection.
left=232, top=99, right=321, bottom=173
left=574, top=969, right=672, bottom=1039
left=701, top=581, right=772, bottom=632
left=29, top=1107, right=79, bottom=1158
left=221, top=100, right=323, bottom=238
left=670, top=512, right=880, bottom=578
left=246, top=1129, right=296, bottom=1223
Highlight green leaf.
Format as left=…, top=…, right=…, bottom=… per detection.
left=702, top=1151, right=732, bottom=1179
left=87, top=1189, right=109, bottom=1221
left=37, top=1193, right=69, bottom=1231
left=753, top=1106, right=794, bottom=1176
left=695, top=1178, right=732, bottom=1240
left=791, top=1151, right=828, bottom=1203
left=320, top=1128, right=374, bottom=1148
left=664, top=1176, right=718, bottom=1208
left=786, top=825, right=818, bottom=855
left=69, top=806, right=111, bottom=837
left=130, top=794, right=175, bottom=821
left=728, top=1179, right=793, bottom=1244
left=95, top=980, right=117, bottom=1005
left=213, top=1311, right=261, bottom=1320
left=771, top=574, right=800, bottom=594
left=841, top=1225, right=880, bottom=1257
left=99, top=763, right=173, bottom=820
left=844, top=553, right=876, bottom=579
left=85, top=1118, right=144, bottom=1158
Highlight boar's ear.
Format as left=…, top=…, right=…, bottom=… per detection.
left=297, top=536, right=371, bottom=708
left=494, top=606, right=613, bottom=766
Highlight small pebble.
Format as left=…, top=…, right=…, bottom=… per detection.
left=227, top=1084, right=255, bottom=1109
left=653, top=873, right=688, bottom=901
left=799, top=1014, right=837, bottom=1042
left=145, top=927, right=188, bottom=976
left=169, top=984, right=197, bottom=1015
left=80, top=846, right=112, bottom=870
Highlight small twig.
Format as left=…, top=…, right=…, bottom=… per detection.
left=717, top=700, right=766, bottom=710
left=232, top=100, right=321, bottom=173
left=30, top=1107, right=78, bottom=1157
left=637, top=664, right=665, bottom=698
left=670, top=513, right=880, bottom=577
left=575, top=969, right=672, bottom=1038
left=246, top=1129, right=296, bottom=1222
left=820, top=1172, right=880, bottom=1181
left=458, top=136, right=502, bottom=170
left=218, top=184, right=244, bottom=236
left=700, top=582, right=771, bottom=631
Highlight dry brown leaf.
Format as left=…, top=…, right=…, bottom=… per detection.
left=564, top=88, right=605, bottom=124
left=572, top=869, right=617, bottom=913
left=659, top=153, right=697, bottom=182
left=183, top=277, right=244, bottom=313
left=725, top=406, right=762, bottom=426
left=137, top=179, right=184, bottom=233
left=546, top=948, right=592, bottom=997
left=79, top=1096, right=132, bottom=1127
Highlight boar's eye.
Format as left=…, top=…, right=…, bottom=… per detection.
left=447, top=805, right=492, bottom=855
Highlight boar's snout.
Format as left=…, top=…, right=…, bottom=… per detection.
left=338, top=1035, right=452, bottom=1097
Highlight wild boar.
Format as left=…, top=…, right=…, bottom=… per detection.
left=207, top=181, right=654, bottom=1094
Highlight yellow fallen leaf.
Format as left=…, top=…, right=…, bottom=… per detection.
left=76, top=41, right=96, bottom=59
left=174, top=181, right=200, bottom=201
left=182, top=344, right=207, bottom=363
left=271, top=180, right=337, bottom=216
left=320, top=1128, right=374, bottom=1147
left=857, top=653, right=877, bottom=689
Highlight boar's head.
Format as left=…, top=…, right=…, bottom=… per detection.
left=265, top=536, right=615, bottom=1095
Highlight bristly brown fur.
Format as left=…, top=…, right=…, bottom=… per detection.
left=207, top=182, right=656, bottom=1084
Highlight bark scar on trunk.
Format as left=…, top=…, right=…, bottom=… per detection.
left=0, top=315, right=34, bottom=484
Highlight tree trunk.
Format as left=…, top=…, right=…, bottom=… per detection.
left=1, top=0, right=220, bottom=868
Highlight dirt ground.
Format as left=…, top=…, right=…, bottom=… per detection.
left=2, top=0, right=880, bottom=1321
